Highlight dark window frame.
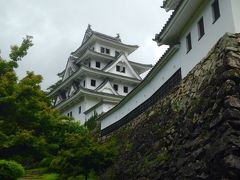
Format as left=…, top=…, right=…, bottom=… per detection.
left=83, top=80, right=86, bottom=87
left=198, top=17, right=205, bottom=40
left=113, top=84, right=118, bottom=91
left=212, top=0, right=220, bottom=23
left=100, top=47, right=105, bottom=53
left=123, top=86, right=128, bottom=93
left=186, top=32, right=192, bottom=53
left=106, top=48, right=110, bottom=54
left=96, top=61, right=101, bottom=68
left=122, top=67, right=126, bottom=73
left=116, top=65, right=121, bottom=72
left=91, top=79, right=96, bottom=87
left=79, top=106, right=81, bottom=114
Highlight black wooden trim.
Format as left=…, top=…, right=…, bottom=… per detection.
left=101, top=69, right=182, bottom=136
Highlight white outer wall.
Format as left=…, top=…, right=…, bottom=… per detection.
left=101, top=0, right=240, bottom=130
left=85, top=102, right=116, bottom=120
left=89, top=59, right=108, bottom=70
left=63, top=96, right=99, bottom=125
left=85, top=76, right=103, bottom=90
left=63, top=100, right=86, bottom=124
left=110, top=82, right=134, bottom=96
left=231, top=0, right=240, bottom=32
left=85, top=96, right=99, bottom=110
left=93, top=42, right=128, bottom=57
left=181, top=0, right=236, bottom=77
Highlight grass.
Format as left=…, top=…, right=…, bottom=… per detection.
left=42, top=173, right=59, bottom=180
left=19, top=168, right=59, bottom=180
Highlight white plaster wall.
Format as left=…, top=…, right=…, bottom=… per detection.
left=89, top=59, right=108, bottom=70
left=107, top=55, right=139, bottom=79
left=108, top=63, right=137, bottom=78
left=85, top=96, right=99, bottom=111
left=101, top=0, right=239, bottom=130
left=181, top=0, right=236, bottom=77
left=94, top=42, right=127, bottom=57
left=63, top=100, right=86, bottom=125
left=110, top=82, right=134, bottom=96
left=230, top=0, right=240, bottom=32
left=80, top=78, right=86, bottom=87
left=85, top=102, right=116, bottom=120
left=103, top=103, right=116, bottom=112
left=62, top=96, right=100, bottom=124
left=85, top=76, right=103, bottom=90
left=85, top=105, right=103, bottom=120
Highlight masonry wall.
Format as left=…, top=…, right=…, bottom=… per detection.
left=100, top=33, right=240, bottom=180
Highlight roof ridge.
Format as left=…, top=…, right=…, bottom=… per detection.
left=92, top=30, right=121, bottom=42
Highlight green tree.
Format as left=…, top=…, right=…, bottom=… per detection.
left=0, top=37, right=117, bottom=178
left=51, top=133, right=117, bottom=180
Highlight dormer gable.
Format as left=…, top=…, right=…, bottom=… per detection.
left=62, top=57, right=78, bottom=80
left=96, top=81, right=119, bottom=95
left=104, top=53, right=142, bottom=80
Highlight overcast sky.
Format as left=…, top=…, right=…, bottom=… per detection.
left=0, top=0, right=171, bottom=90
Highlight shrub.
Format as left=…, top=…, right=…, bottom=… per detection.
left=0, top=160, right=25, bottom=180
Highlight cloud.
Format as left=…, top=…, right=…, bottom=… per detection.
left=0, top=0, right=171, bottom=90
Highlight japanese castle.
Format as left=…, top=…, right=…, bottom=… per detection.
left=48, top=25, right=152, bottom=124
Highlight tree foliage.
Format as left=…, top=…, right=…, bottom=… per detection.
left=0, top=159, right=25, bottom=180
left=0, top=37, right=116, bottom=179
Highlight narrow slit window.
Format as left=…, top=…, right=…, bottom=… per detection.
left=186, top=33, right=192, bottom=53
left=113, top=84, right=118, bottom=91
left=79, top=106, right=81, bottom=114
left=198, top=17, right=205, bottom=40
left=212, top=0, right=220, bottom=23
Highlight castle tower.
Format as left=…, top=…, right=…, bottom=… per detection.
left=48, top=25, right=152, bottom=124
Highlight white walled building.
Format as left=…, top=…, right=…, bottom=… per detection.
left=49, top=25, right=152, bottom=124
left=99, top=0, right=240, bottom=136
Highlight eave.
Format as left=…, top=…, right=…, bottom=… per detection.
left=72, top=34, right=138, bottom=57
left=84, top=100, right=119, bottom=115
left=48, top=66, right=141, bottom=97
left=55, top=87, right=123, bottom=112
left=162, top=0, right=182, bottom=11
left=76, top=49, right=152, bottom=75
left=129, top=61, right=153, bottom=75
left=76, top=49, right=114, bottom=64
left=154, top=0, right=203, bottom=46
